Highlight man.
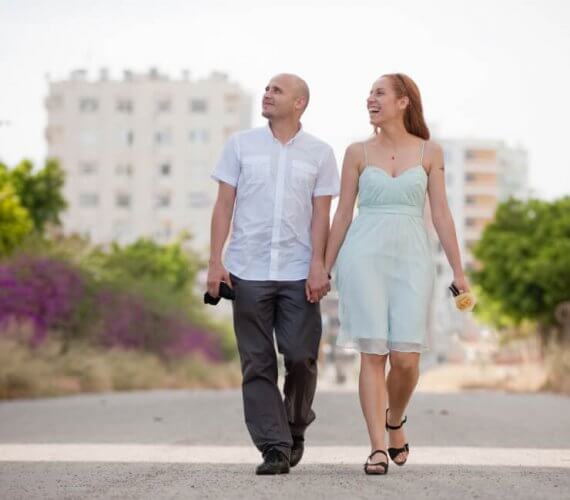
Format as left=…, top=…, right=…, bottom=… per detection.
left=207, top=73, right=340, bottom=474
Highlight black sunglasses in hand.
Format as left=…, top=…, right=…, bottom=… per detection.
left=204, top=281, right=236, bottom=306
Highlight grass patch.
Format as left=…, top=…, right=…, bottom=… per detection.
left=0, top=338, right=241, bottom=400
left=543, top=345, right=570, bottom=395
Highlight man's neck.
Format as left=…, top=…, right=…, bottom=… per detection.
left=268, top=119, right=302, bottom=145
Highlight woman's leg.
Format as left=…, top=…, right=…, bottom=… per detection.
left=359, top=352, right=389, bottom=472
left=386, top=351, right=420, bottom=463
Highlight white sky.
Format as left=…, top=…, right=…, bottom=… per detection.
left=1, top=0, right=569, bottom=199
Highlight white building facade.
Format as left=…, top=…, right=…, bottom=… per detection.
left=45, top=68, right=252, bottom=252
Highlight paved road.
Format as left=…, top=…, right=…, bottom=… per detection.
left=1, top=388, right=569, bottom=499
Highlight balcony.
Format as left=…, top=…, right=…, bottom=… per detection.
left=464, top=206, right=496, bottom=218
left=464, top=184, right=500, bottom=197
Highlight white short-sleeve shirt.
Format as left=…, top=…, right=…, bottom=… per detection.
left=211, top=124, right=340, bottom=281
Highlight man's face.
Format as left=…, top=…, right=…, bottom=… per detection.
left=261, top=75, right=303, bottom=120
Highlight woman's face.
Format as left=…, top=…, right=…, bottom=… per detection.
left=367, top=76, right=407, bottom=126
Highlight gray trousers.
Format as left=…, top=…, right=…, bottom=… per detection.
left=230, top=274, right=322, bottom=460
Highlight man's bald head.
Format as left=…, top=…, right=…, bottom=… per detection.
left=273, top=73, right=310, bottom=111
left=262, top=74, right=310, bottom=120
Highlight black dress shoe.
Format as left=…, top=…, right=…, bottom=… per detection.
left=290, top=436, right=305, bottom=467
left=255, top=448, right=290, bottom=475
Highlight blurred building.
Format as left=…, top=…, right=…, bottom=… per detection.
left=427, top=139, right=529, bottom=362
left=45, top=68, right=252, bottom=252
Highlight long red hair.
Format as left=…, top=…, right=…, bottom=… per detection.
left=376, top=73, right=430, bottom=140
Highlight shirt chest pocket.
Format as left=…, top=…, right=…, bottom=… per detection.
left=241, top=155, right=271, bottom=185
left=291, top=160, right=317, bottom=188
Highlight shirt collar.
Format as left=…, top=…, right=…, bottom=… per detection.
left=266, top=122, right=304, bottom=145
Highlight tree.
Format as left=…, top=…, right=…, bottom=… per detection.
left=472, top=197, right=570, bottom=343
left=0, top=182, right=33, bottom=257
left=0, top=166, right=34, bottom=256
left=0, top=158, right=67, bottom=233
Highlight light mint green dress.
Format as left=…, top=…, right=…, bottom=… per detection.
left=335, top=142, right=435, bottom=355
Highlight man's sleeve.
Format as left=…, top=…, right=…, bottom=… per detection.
left=313, top=145, right=340, bottom=197
left=211, top=134, right=240, bottom=186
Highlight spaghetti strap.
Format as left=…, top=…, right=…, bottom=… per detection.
left=363, top=142, right=369, bottom=167
left=419, top=141, right=426, bottom=165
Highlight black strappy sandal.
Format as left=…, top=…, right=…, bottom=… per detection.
left=386, top=408, right=410, bottom=466
left=364, top=449, right=389, bottom=475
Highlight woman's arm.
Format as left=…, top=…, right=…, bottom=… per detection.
left=324, top=143, right=362, bottom=275
left=426, top=142, right=470, bottom=292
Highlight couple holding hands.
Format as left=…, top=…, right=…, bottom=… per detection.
left=207, top=72, right=469, bottom=475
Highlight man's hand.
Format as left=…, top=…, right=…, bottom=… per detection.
left=207, top=260, right=232, bottom=298
left=305, top=263, right=331, bottom=303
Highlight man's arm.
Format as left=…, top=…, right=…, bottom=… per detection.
left=306, top=195, right=332, bottom=303
left=207, top=182, right=236, bottom=297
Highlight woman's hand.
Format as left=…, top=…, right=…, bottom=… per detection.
left=452, top=273, right=470, bottom=293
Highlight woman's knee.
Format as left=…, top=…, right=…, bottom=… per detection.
left=389, top=352, right=420, bottom=373
left=361, top=352, right=388, bottom=369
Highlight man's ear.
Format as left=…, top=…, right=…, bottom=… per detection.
left=295, top=96, right=307, bottom=111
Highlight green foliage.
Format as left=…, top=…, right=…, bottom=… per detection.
left=82, top=235, right=204, bottom=315
left=0, top=169, right=33, bottom=256
left=472, top=197, right=570, bottom=333
left=2, top=158, right=67, bottom=232
left=96, top=236, right=201, bottom=293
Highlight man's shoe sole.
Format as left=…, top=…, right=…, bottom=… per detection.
left=255, top=468, right=290, bottom=475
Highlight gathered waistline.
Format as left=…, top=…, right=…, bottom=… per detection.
left=358, top=204, right=423, bottom=217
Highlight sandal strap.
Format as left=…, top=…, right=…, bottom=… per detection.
left=385, top=408, right=407, bottom=430
left=368, top=449, right=388, bottom=460
left=388, top=444, right=409, bottom=458
left=364, top=450, right=389, bottom=472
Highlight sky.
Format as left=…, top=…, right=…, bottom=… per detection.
left=1, top=0, right=569, bottom=199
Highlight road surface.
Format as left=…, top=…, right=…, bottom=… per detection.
left=1, top=388, right=569, bottom=499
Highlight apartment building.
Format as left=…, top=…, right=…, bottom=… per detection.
left=45, top=68, right=252, bottom=252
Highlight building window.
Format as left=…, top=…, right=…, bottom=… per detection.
left=465, top=173, right=476, bottom=182
left=155, top=129, right=172, bottom=145
left=112, top=220, right=130, bottom=241
left=465, top=195, right=476, bottom=204
left=465, top=218, right=476, bottom=227
left=154, top=221, right=172, bottom=241
left=187, top=191, right=212, bottom=208
left=189, top=129, right=209, bottom=143
left=156, top=192, right=171, bottom=208
left=117, top=130, right=134, bottom=146
left=79, top=193, right=99, bottom=207
left=465, top=149, right=497, bottom=161
left=159, top=163, right=171, bottom=176
left=115, top=192, right=131, bottom=208
left=117, top=99, right=133, bottom=113
left=46, top=95, right=64, bottom=111
left=79, top=98, right=98, bottom=113
left=116, top=163, right=133, bottom=176
left=190, top=99, right=208, bottom=113
left=45, top=126, right=64, bottom=146
left=79, top=162, right=97, bottom=175
left=225, top=93, right=240, bottom=113
left=79, top=131, right=97, bottom=146
left=157, top=99, right=171, bottom=113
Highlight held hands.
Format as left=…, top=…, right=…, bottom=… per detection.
left=207, top=259, right=232, bottom=298
left=306, top=263, right=331, bottom=303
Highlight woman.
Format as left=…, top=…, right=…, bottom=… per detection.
left=324, top=73, right=469, bottom=475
